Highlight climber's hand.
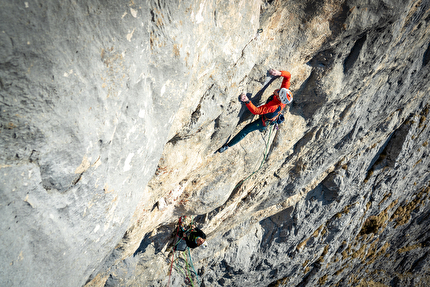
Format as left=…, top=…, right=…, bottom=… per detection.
left=240, top=92, right=249, bottom=103
left=269, top=68, right=281, bottom=77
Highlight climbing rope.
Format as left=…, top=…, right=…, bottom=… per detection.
left=234, top=123, right=276, bottom=190
left=175, top=252, right=194, bottom=287
left=187, top=247, right=201, bottom=285
left=167, top=216, right=183, bottom=287
left=173, top=255, right=188, bottom=280
left=183, top=217, right=201, bottom=285
left=167, top=216, right=201, bottom=287
left=183, top=251, right=195, bottom=287
left=173, top=216, right=193, bottom=248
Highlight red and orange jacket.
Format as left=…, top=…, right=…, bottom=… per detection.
left=245, top=70, right=291, bottom=126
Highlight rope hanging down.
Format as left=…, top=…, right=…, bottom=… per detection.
left=167, top=216, right=201, bottom=287
left=234, top=123, right=276, bottom=190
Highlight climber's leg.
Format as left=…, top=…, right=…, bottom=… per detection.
left=222, top=119, right=267, bottom=152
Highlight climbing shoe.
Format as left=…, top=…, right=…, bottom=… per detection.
left=218, top=145, right=229, bottom=153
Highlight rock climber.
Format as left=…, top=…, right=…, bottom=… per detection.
left=181, top=224, right=207, bottom=249
left=218, top=68, right=293, bottom=153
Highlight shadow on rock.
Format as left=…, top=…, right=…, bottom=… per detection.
left=133, top=224, right=175, bottom=256
left=237, top=73, right=279, bottom=126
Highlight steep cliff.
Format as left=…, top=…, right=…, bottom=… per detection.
left=1, top=0, right=430, bottom=286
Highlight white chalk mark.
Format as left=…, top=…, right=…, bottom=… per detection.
left=126, top=28, right=136, bottom=42
left=124, top=153, right=134, bottom=172
left=161, top=84, right=166, bottom=97
left=130, top=8, right=137, bottom=18
left=93, top=224, right=100, bottom=233
left=195, top=2, right=205, bottom=24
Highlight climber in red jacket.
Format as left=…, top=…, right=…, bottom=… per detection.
left=218, top=68, right=292, bottom=153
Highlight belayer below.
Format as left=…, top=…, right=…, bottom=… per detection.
left=180, top=224, right=207, bottom=249
left=218, top=68, right=293, bottom=153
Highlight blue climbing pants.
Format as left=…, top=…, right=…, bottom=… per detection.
left=227, top=119, right=267, bottom=147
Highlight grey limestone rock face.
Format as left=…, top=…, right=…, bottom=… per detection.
left=1, top=0, right=430, bottom=287
left=0, top=0, right=189, bottom=286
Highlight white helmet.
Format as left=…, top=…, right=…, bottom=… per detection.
left=278, top=88, right=293, bottom=104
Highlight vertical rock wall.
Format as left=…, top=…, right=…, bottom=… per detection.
left=0, top=0, right=194, bottom=286
left=1, top=0, right=430, bottom=287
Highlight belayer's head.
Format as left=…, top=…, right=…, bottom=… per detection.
left=196, top=237, right=206, bottom=248
left=277, top=88, right=293, bottom=104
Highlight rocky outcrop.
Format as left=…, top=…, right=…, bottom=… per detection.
left=1, top=0, right=429, bottom=286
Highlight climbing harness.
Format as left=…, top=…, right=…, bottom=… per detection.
left=260, top=91, right=287, bottom=127
left=262, top=105, right=283, bottom=126
left=167, top=216, right=201, bottom=287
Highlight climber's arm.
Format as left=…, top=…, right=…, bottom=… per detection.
left=245, top=101, right=279, bottom=115
left=280, top=70, right=291, bottom=89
